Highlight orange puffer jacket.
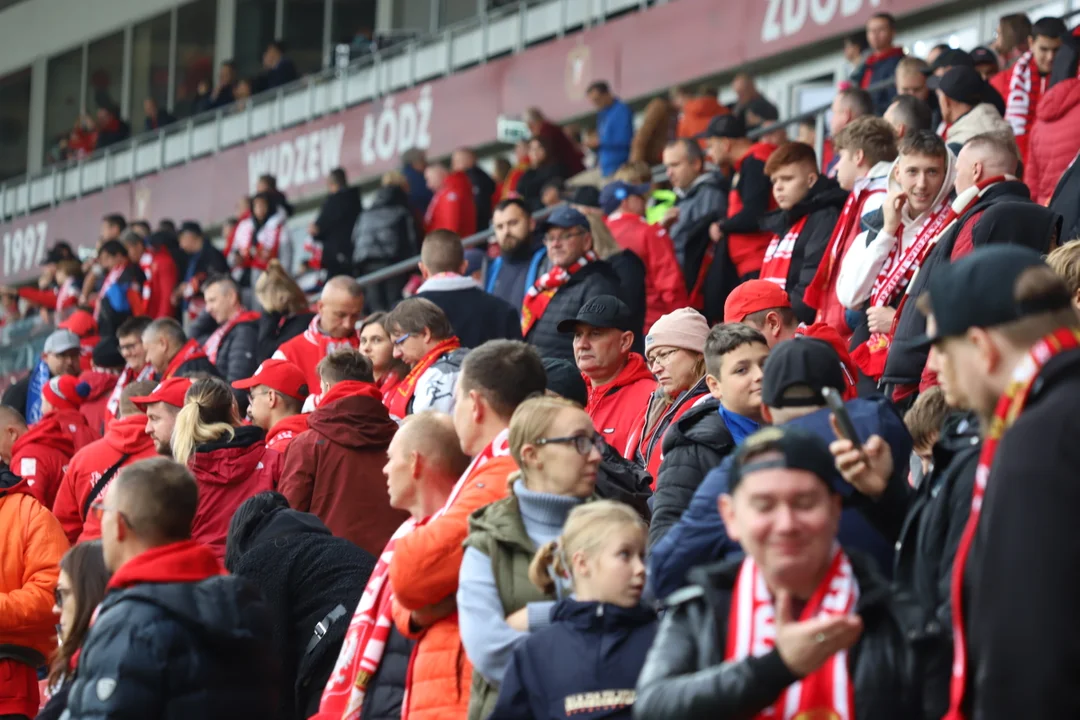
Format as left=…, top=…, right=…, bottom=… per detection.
left=0, top=475, right=69, bottom=660
left=389, top=454, right=516, bottom=720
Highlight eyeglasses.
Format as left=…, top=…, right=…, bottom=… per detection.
left=249, top=388, right=273, bottom=401
left=392, top=333, right=412, bottom=346
left=544, top=229, right=585, bottom=245
left=647, top=347, right=681, bottom=370
left=119, top=342, right=141, bottom=353
left=535, top=434, right=603, bottom=456
left=89, top=497, right=135, bottom=530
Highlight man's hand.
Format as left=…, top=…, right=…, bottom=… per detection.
left=829, top=424, right=893, bottom=499
left=866, top=306, right=897, bottom=334
left=881, top=188, right=907, bottom=237
left=661, top=207, right=681, bottom=227
left=506, top=607, right=529, bottom=632
left=709, top=221, right=724, bottom=242
left=774, top=590, right=863, bottom=677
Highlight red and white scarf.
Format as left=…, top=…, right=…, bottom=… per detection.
left=203, top=309, right=261, bottom=364
left=232, top=213, right=285, bottom=271
left=760, top=216, right=809, bottom=289
left=945, top=327, right=1080, bottom=720
left=521, top=251, right=598, bottom=336
left=139, top=251, right=155, bottom=303
left=106, top=363, right=154, bottom=418
left=727, top=546, right=859, bottom=720
left=303, top=313, right=361, bottom=356
left=384, top=337, right=462, bottom=420
left=92, top=264, right=127, bottom=322
left=57, top=276, right=80, bottom=312
left=434, top=428, right=511, bottom=521
left=160, top=338, right=209, bottom=381
left=316, top=517, right=421, bottom=720
left=1002, top=51, right=1045, bottom=163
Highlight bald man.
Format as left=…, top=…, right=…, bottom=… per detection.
left=452, top=147, right=496, bottom=230
left=68, top=458, right=276, bottom=718
left=882, top=132, right=1061, bottom=396
left=272, top=275, right=365, bottom=390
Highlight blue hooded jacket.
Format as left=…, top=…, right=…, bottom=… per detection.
left=490, top=600, right=657, bottom=720
left=649, top=396, right=912, bottom=600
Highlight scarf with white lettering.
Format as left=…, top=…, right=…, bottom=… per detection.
left=945, top=326, right=1080, bottom=720
left=727, top=545, right=859, bottom=720
left=232, top=212, right=285, bottom=271
left=521, top=251, right=598, bottom=336
left=56, top=276, right=80, bottom=313
left=759, top=216, right=809, bottom=289
left=106, top=363, right=154, bottom=418
left=1003, top=51, right=1045, bottom=163
left=92, top=264, right=127, bottom=322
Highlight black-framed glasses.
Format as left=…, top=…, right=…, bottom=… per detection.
left=535, top=434, right=603, bottom=456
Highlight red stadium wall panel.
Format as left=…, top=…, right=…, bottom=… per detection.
left=0, top=0, right=948, bottom=283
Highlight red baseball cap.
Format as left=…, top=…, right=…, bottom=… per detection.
left=231, top=359, right=310, bottom=400
left=130, top=377, right=193, bottom=411
left=59, top=309, right=99, bottom=338
left=724, top=280, right=792, bottom=323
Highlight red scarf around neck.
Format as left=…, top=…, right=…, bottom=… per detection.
left=106, top=540, right=225, bottom=591
left=162, top=338, right=208, bottom=380
left=303, top=313, right=361, bottom=356
left=106, top=363, right=153, bottom=418
left=1002, top=50, right=1045, bottom=163
left=384, top=337, right=462, bottom=419
left=521, top=251, right=598, bottom=336
left=203, top=309, right=261, bottom=364
left=727, top=545, right=859, bottom=720
left=759, top=216, right=809, bottom=290
left=945, top=327, right=1080, bottom=720
left=804, top=183, right=887, bottom=312
left=320, top=380, right=384, bottom=408
left=859, top=46, right=905, bottom=89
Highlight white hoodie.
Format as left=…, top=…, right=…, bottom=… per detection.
left=837, top=150, right=957, bottom=309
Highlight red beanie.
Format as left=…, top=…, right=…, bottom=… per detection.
left=42, top=375, right=90, bottom=411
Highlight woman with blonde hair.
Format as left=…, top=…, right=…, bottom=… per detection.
left=624, top=307, right=711, bottom=482
left=458, top=396, right=601, bottom=720
left=254, top=259, right=315, bottom=364
left=172, top=376, right=282, bottom=559
left=490, top=501, right=656, bottom=719
left=353, top=170, right=419, bottom=312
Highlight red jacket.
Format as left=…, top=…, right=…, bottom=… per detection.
left=727, top=142, right=779, bottom=277
left=537, top=120, right=585, bottom=176
left=606, top=212, right=688, bottom=331
left=51, top=413, right=158, bottom=544
left=279, top=382, right=406, bottom=557
left=188, top=425, right=282, bottom=560
left=78, top=369, right=120, bottom=436
left=264, top=413, right=309, bottom=454
left=795, top=323, right=860, bottom=400
left=1026, top=78, right=1080, bottom=205
left=584, top=353, right=657, bottom=458
left=11, top=409, right=98, bottom=509
left=424, top=171, right=477, bottom=238
left=272, top=327, right=359, bottom=395
left=139, top=245, right=180, bottom=319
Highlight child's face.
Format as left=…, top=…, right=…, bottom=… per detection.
left=573, top=525, right=646, bottom=608
left=710, top=342, right=769, bottom=419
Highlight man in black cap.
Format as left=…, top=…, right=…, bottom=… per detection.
left=698, top=113, right=780, bottom=323
left=846, top=244, right=1080, bottom=719
left=930, top=66, right=1013, bottom=152
left=926, top=49, right=1007, bottom=117
left=648, top=335, right=910, bottom=599
left=520, top=205, right=623, bottom=362
left=557, top=294, right=655, bottom=456
left=969, top=46, right=1000, bottom=80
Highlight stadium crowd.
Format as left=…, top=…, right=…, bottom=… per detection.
left=4, top=7, right=1080, bottom=720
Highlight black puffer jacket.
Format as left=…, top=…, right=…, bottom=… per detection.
left=213, top=315, right=260, bottom=383
left=606, top=249, right=647, bottom=355
left=353, top=186, right=418, bottom=266
left=256, top=311, right=316, bottom=365
left=760, top=176, right=848, bottom=324
left=597, top=436, right=654, bottom=523
left=360, top=624, right=415, bottom=720
left=1050, top=149, right=1080, bottom=242
left=66, top=570, right=278, bottom=720
left=648, top=399, right=734, bottom=549
left=882, top=184, right=1060, bottom=389
left=226, top=507, right=377, bottom=720
left=524, top=260, right=623, bottom=362
left=634, top=551, right=919, bottom=720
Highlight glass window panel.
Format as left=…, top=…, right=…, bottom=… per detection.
left=234, top=0, right=277, bottom=83
left=440, top=0, right=478, bottom=28
left=131, top=12, right=172, bottom=131
left=44, top=47, right=85, bottom=165
left=0, top=67, right=31, bottom=180
left=283, top=0, right=327, bottom=75
left=176, top=0, right=219, bottom=117
left=394, top=0, right=435, bottom=34
left=331, top=0, right=377, bottom=52
left=88, top=31, right=124, bottom=118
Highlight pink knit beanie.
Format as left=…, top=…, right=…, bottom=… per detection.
left=645, top=308, right=709, bottom=355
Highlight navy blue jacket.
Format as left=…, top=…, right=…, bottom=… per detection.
left=66, top=574, right=279, bottom=720
left=490, top=600, right=657, bottom=720
left=649, top=397, right=912, bottom=600
left=849, top=51, right=903, bottom=115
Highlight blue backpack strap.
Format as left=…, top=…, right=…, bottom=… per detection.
left=485, top=256, right=503, bottom=293
left=526, top=248, right=546, bottom=289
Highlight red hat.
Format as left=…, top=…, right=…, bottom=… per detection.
left=42, top=375, right=91, bottom=411
left=59, top=310, right=99, bottom=338
left=231, top=359, right=310, bottom=400
left=130, top=377, right=193, bottom=411
left=724, top=280, right=792, bottom=323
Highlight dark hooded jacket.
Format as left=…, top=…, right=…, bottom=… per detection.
left=352, top=185, right=418, bottom=267
left=761, top=176, right=849, bottom=325
left=491, top=600, right=658, bottom=720
left=524, top=259, right=624, bottom=363
left=882, top=187, right=1061, bottom=390
left=211, top=312, right=260, bottom=384
left=65, top=542, right=279, bottom=720
left=634, top=551, right=919, bottom=720
left=256, top=311, right=316, bottom=365
left=226, top=507, right=377, bottom=720
left=1050, top=149, right=1080, bottom=242
left=649, top=399, right=735, bottom=550
left=279, top=384, right=407, bottom=556
left=671, top=171, right=728, bottom=290
left=313, top=186, right=363, bottom=276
